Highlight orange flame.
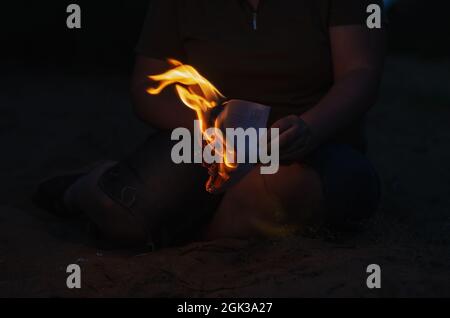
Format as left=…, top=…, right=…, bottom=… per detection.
left=147, top=59, right=237, bottom=192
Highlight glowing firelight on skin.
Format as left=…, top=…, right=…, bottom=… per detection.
left=147, top=59, right=238, bottom=189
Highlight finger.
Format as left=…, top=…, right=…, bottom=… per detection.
left=278, top=127, right=301, bottom=149
left=267, top=127, right=285, bottom=146
left=280, top=134, right=309, bottom=155
left=271, top=118, right=294, bottom=133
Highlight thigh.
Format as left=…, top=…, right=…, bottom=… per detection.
left=204, top=162, right=325, bottom=240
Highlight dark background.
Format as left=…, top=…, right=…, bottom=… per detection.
left=4, top=1, right=150, bottom=72
left=3, top=0, right=450, bottom=70
left=1, top=0, right=450, bottom=297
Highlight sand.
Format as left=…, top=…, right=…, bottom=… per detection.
left=1, top=57, right=449, bottom=297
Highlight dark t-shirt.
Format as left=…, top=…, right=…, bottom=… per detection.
left=136, top=0, right=383, bottom=149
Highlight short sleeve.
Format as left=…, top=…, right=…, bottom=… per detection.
left=329, top=0, right=385, bottom=26
left=136, top=0, right=185, bottom=60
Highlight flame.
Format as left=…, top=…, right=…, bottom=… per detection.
left=147, top=59, right=237, bottom=192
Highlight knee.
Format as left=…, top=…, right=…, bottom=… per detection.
left=309, top=144, right=381, bottom=226
left=77, top=165, right=149, bottom=247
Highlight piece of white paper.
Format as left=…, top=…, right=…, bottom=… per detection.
left=206, top=99, right=271, bottom=194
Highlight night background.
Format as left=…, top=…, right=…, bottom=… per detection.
left=1, top=0, right=449, bottom=297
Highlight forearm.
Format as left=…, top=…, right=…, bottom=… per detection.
left=130, top=56, right=195, bottom=130
left=130, top=80, right=195, bottom=130
left=300, top=68, right=381, bottom=145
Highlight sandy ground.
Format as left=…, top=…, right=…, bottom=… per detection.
left=0, top=57, right=449, bottom=297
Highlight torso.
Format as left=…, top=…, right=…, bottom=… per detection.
left=177, top=0, right=333, bottom=122
left=247, top=0, right=260, bottom=11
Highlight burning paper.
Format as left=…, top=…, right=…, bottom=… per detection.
left=147, top=59, right=271, bottom=193
left=208, top=99, right=271, bottom=192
